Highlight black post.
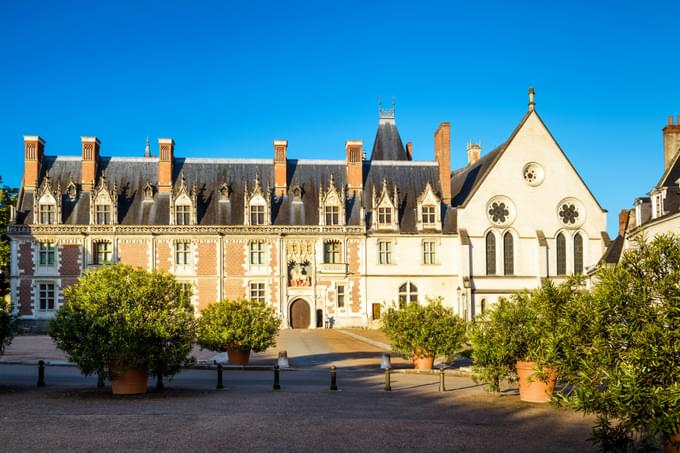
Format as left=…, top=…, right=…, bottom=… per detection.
left=384, top=367, right=391, bottom=391
left=273, top=365, right=281, bottom=390
left=439, top=368, right=445, bottom=392
left=156, top=373, right=164, bottom=390
left=216, top=364, right=224, bottom=390
left=37, top=360, right=45, bottom=387
left=330, top=365, right=338, bottom=391
left=97, top=370, right=105, bottom=389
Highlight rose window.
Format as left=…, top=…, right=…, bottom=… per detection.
left=559, top=203, right=579, bottom=225
left=522, top=162, right=544, bottom=186
left=524, top=167, right=537, bottom=183
left=488, top=202, right=509, bottom=224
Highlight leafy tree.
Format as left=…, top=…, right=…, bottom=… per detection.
left=559, top=235, right=680, bottom=451
left=0, top=176, right=19, bottom=298
left=49, top=265, right=196, bottom=380
left=196, top=298, right=280, bottom=353
left=381, top=296, right=466, bottom=360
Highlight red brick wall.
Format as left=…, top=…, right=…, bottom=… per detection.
left=59, top=244, right=81, bottom=276
left=118, top=242, right=148, bottom=270
left=18, top=280, right=32, bottom=315
left=197, top=242, right=216, bottom=276
left=156, top=242, right=171, bottom=271
left=269, top=241, right=278, bottom=309
left=347, top=241, right=361, bottom=313
left=18, top=242, right=33, bottom=276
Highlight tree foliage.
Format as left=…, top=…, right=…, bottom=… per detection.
left=381, top=297, right=466, bottom=359
left=0, top=176, right=19, bottom=298
left=559, top=235, right=680, bottom=450
left=196, top=298, right=280, bottom=353
left=49, top=265, right=195, bottom=379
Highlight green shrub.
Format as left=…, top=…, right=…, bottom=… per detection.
left=196, top=298, right=280, bottom=353
left=0, top=297, right=17, bottom=355
left=381, top=297, right=466, bottom=360
left=49, top=265, right=195, bottom=380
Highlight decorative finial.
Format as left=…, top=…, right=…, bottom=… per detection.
left=378, top=97, right=396, bottom=124
left=144, top=136, right=151, bottom=158
left=528, top=87, right=535, bottom=112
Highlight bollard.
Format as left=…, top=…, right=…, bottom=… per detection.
left=384, top=367, right=392, bottom=392
left=273, top=365, right=281, bottom=390
left=277, top=351, right=290, bottom=368
left=156, top=373, right=164, bottom=390
left=380, top=353, right=391, bottom=369
left=330, top=365, right=338, bottom=391
left=439, top=368, right=446, bottom=392
left=216, top=364, right=224, bottom=389
left=37, top=360, right=45, bottom=387
left=97, top=371, right=105, bottom=389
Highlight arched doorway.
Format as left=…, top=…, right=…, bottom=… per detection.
left=290, top=299, right=311, bottom=329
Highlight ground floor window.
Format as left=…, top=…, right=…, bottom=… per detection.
left=336, top=285, right=345, bottom=308
left=39, top=282, right=56, bottom=311
left=249, top=282, right=265, bottom=303
left=398, top=282, right=418, bottom=309
left=372, top=303, right=382, bottom=321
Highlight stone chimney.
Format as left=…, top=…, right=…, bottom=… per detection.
left=528, top=87, right=536, bottom=112
left=466, top=142, right=481, bottom=165
left=158, top=138, right=174, bottom=193
left=81, top=136, right=100, bottom=191
left=346, top=140, right=363, bottom=197
left=618, top=209, right=630, bottom=236
left=663, top=115, right=680, bottom=171
left=273, top=140, right=288, bottom=197
left=406, top=142, right=413, bottom=161
left=434, top=122, right=452, bottom=205
left=23, top=136, right=45, bottom=190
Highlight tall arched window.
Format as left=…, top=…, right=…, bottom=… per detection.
left=574, top=233, right=583, bottom=274
left=398, top=282, right=418, bottom=309
left=485, top=232, right=496, bottom=275
left=556, top=232, right=566, bottom=275
left=503, top=232, right=514, bottom=275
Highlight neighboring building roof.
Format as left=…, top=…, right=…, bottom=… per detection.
left=600, top=234, right=624, bottom=264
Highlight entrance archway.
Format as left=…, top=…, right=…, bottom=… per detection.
left=290, top=299, right=311, bottom=329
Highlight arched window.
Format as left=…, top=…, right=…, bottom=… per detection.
left=485, top=232, right=496, bottom=275
left=503, top=232, right=514, bottom=275
left=556, top=232, right=566, bottom=275
left=398, top=282, right=418, bottom=309
left=574, top=233, right=583, bottom=274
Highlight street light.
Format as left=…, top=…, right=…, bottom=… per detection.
left=456, top=286, right=462, bottom=318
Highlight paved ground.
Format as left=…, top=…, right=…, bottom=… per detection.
left=0, top=330, right=597, bottom=452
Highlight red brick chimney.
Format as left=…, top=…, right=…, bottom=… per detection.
left=434, top=122, right=451, bottom=205
left=23, top=136, right=45, bottom=190
left=158, top=138, right=174, bottom=193
left=618, top=209, right=629, bottom=236
left=81, top=136, right=100, bottom=191
left=345, top=140, right=363, bottom=197
left=273, top=140, right=288, bottom=197
left=406, top=142, right=413, bottom=160
left=466, top=142, right=481, bottom=165
left=663, top=115, right=680, bottom=171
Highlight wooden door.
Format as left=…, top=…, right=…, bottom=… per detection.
left=290, top=299, right=310, bottom=329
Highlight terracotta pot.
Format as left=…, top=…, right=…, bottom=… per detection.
left=412, top=354, right=435, bottom=370
left=516, top=360, right=557, bottom=403
left=228, top=347, right=251, bottom=365
left=110, top=367, right=149, bottom=395
left=665, top=428, right=680, bottom=453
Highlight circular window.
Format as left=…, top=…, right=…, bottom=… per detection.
left=486, top=197, right=516, bottom=226
left=522, top=162, right=544, bottom=186
left=557, top=198, right=585, bottom=228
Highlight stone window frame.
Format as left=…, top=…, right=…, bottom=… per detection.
left=323, top=240, right=341, bottom=264
left=249, top=240, right=267, bottom=266
left=485, top=231, right=497, bottom=275
left=377, top=239, right=394, bottom=265
left=34, top=174, right=61, bottom=225
left=398, top=281, right=418, bottom=309
left=318, top=175, right=345, bottom=226
left=92, top=240, right=113, bottom=265
left=416, top=182, right=442, bottom=232
left=38, top=242, right=56, bottom=268
left=421, top=239, right=438, bottom=265
left=555, top=229, right=587, bottom=276
left=248, top=281, right=267, bottom=304
left=34, top=279, right=59, bottom=318
left=371, top=178, right=399, bottom=232
left=244, top=174, right=272, bottom=227
left=336, top=283, right=346, bottom=310
left=170, top=172, right=197, bottom=226
left=90, top=175, right=118, bottom=226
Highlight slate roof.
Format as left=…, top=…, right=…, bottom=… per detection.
left=369, top=121, right=408, bottom=161
left=600, top=234, right=624, bottom=264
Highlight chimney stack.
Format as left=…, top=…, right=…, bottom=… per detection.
left=158, top=138, right=175, bottom=193
left=466, top=142, right=481, bottom=165
left=618, top=209, right=630, bottom=236
left=406, top=142, right=413, bottom=160
left=434, top=122, right=452, bottom=205
left=346, top=140, right=363, bottom=197
left=663, top=115, right=680, bottom=171
left=273, top=140, right=288, bottom=197
left=23, top=136, right=45, bottom=190
left=528, top=87, right=535, bottom=112
left=81, top=136, right=100, bottom=191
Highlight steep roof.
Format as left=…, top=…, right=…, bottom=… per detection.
left=600, top=234, right=624, bottom=264
left=370, top=119, right=408, bottom=161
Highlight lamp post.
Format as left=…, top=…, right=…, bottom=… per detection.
left=456, top=286, right=462, bottom=318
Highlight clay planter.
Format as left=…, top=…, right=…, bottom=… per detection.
left=516, top=360, right=557, bottom=403
left=228, top=347, right=251, bottom=365
left=110, top=367, right=149, bottom=395
left=665, top=428, right=680, bottom=453
left=412, top=354, right=435, bottom=370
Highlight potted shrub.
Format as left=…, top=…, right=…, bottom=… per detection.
left=558, top=235, right=680, bottom=452
left=49, top=265, right=195, bottom=395
left=381, top=297, right=466, bottom=370
left=196, top=298, right=280, bottom=365
left=469, top=277, right=583, bottom=402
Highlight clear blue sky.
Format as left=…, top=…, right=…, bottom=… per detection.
left=2, top=0, right=679, bottom=236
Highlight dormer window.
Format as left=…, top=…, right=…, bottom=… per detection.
left=371, top=178, right=399, bottom=231
left=171, top=171, right=197, bottom=226
left=143, top=181, right=154, bottom=201
left=90, top=175, right=117, bottom=225
left=34, top=173, right=61, bottom=225
left=219, top=183, right=230, bottom=202
left=244, top=174, right=271, bottom=226
left=250, top=203, right=265, bottom=225
left=422, top=206, right=436, bottom=225
left=325, top=206, right=339, bottom=225
left=416, top=182, right=441, bottom=232
left=378, top=207, right=392, bottom=225
left=95, top=204, right=111, bottom=224
left=39, top=201, right=56, bottom=224
left=318, top=174, right=345, bottom=226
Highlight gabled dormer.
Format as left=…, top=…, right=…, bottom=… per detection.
left=90, top=174, right=118, bottom=225
left=33, top=172, right=61, bottom=225
left=372, top=178, right=399, bottom=231
left=170, top=171, right=197, bottom=225
left=416, top=181, right=441, bottom=232
left=218, top=182, right=231, bottom=203
left=319, top=174, right=345, bottom=226
left=244, top=173, right=271, bottom=226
